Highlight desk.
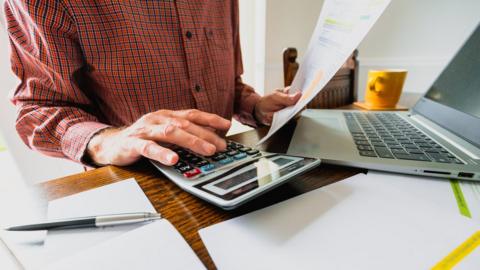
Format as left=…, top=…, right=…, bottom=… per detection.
left=40, top=95, right=420, bottom=269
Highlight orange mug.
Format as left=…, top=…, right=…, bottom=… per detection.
left=365, top=69, right=407, bottom=109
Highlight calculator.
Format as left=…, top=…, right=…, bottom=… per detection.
left=150, top=141, right=320, bottom=209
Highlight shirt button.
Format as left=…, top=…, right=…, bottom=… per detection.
left=195, top=84, right=201, bottom=92
left=186, top=31, right=193, bottom=39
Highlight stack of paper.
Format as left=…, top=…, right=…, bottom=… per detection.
left=199, top=173, right=480, bottom=270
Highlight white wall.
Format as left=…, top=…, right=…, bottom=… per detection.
left=0, top=10, right=82, bottom=184
left=357, top=0, right=480, bottom=98
left=264, top=0, right=480, bottom=99
left=229, top=0, right=267, bottom=135
left=264, top=0, right=324, bottom=93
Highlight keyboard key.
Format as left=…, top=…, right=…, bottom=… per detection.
left=391, top=149, right=408, bottom=155
left=246, top=149, right=260, bottom=155
left=233, top=153, right=248, bottom=160
left=195, top=160, right=209, bottom=167
left=174, top=161, right=187, bottom=169
left=375, top=147, right=394, bottom=159
left=219, top=157, right=234, bottom=165
left=402, top=144, right=417, bottom=149
left=227, top=150, right=239, bottom=156
left=212, top=154, right=227, bottom=161
left=183, top=168, right=202, bottom=178
left=188, top=156, right=202, bottom=164
left=359, top=150, right=377, bottom=157
left=176, top=164, right=193, bottom=173
left=200, top=164, right=215, bottom=172
left=393, top=153, right=431, bottom=162
left=407, top=149, right=424, bottom=154
left=372, top=142, right=386, bottom=147
left=355, top=140, right=371, bottom=146
left=357, top=145, right=373, bottom=151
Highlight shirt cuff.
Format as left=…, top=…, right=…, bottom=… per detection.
left=234, top=92, right=261, bottom=128
left=61, top=121, right=111, bottom=165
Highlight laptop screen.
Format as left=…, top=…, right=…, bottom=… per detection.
left=413, top=23, right=480, bottom=149
left=424, top=24, right=480, bottom=119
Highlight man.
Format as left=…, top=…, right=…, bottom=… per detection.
left=5, top=1, right=301, bottom=167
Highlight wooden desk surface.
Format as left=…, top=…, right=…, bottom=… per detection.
left=40, top=95, right=419, bottom=269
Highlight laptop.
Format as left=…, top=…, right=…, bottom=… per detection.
left=287, top=24, right=480, bottom=181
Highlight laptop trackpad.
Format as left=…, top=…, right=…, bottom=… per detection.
left=288, top=116, right=354, bottom=159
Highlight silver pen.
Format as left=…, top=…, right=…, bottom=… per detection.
left=4, top=212, right=162, bottom=231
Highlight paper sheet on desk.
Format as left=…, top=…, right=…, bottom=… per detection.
left=42, top=179, right=156, bottom=267
left=45, top=221, right=205, bottom=270
left=367, top=171, right=480, bottom=221
left=199, top=173, right=480, bottom=270
left=0, top=186, right=48, bottom=270
left=0, top=179, right=155, bottom=269
left=257, top=0, right=391, bottom=145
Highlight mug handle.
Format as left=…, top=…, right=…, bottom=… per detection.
left=368, top=76, right=384, bottom=93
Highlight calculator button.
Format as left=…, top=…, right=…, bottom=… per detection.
left=177, top=164, right=193, bottom=173
left=196, top=160, right=209, bottom=167
left=200, top=164, right=215, bottom=172
left=212, top=154, right=227, bottom=161
left=246, top=149, right=259, bottom=155
left=174, top=161, right=187, bottom=169
left=219, top=157, right=234, bottom=165
left=183, top=168, right=201, bottom=178
left=239, top=147, right=252, bottom=152
left=188, top=156, right=202, bottom=164
left=227, top=150, right=239, bottom=156
left=233, top=153, right=247, bottom=160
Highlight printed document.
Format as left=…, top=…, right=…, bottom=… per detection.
left=258, top=0, right=391, bottom=145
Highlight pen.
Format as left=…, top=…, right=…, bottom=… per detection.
left=4, top=212, right=162, bottom=231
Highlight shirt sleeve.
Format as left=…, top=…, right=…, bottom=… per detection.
left=4, top=0, right=110, bottom=164
left=231, top=0, right=262, bottom=127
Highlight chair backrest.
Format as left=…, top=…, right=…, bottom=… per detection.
left=283, top=48, right=359, bottom=109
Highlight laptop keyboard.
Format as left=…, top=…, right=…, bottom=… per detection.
left=344, top=112, right=464, bottom=164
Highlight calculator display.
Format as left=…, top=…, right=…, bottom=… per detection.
left=195, top=156, right=317, bottom=200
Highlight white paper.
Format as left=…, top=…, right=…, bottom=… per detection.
left=200, top=173, right=480, bottom=270
left=0, top=179, right=155, bottom=269
left=0, top=187, right=48, bottom=270
left=257, top=0, right=391, bottom=145
left=45, top=220, right=205, bottom=270
left=41, top=179, right=156, bottom=268
left=459, top=180, right=480, bottom=220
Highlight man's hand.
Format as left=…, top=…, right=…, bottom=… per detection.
left=254, top=88, right=302, bottom=125
left=86, top=109, right=231, bottom=166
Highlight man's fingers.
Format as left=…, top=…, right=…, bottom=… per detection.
left=182, top=122, right=227, bottom=151
left=272, top=91, right=302, bottom=107
left=172, top=109, right=231, bottom=131
left=133, top=139, right=179, bottom=166
left=141, top=124, right=217, bottom=156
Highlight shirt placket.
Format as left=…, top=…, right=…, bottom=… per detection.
left=175, top=1, right=212, bottom=113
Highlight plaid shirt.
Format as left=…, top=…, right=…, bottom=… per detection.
left=5, top=0, right=260, bottom=163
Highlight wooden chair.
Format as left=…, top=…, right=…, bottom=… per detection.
left=283, top=48, right=359, bottom=109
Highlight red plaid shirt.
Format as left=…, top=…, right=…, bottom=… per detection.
left=5, top=0, right=260, bottom=164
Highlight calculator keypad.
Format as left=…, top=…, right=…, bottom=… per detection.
left=173, top=141, right=258, bottom=179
